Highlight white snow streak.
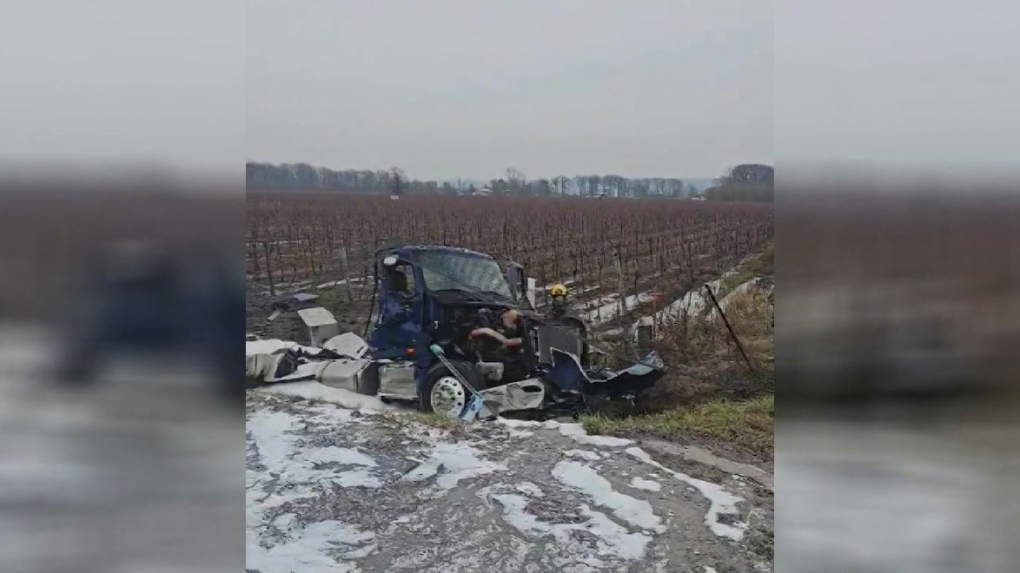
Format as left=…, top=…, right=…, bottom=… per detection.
left=552, top=460, right=666, bottom=533
left=630, top=477, right=662, bottom=492
left=626, top=447, right=747, bottom=540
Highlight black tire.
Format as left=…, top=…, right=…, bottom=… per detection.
left=419, top=359, right=483, bottom=416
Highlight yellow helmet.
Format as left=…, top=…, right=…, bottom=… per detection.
left=548, top=283, right=568, bottom=297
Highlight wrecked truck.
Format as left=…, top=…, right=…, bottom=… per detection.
left=247, top=245, right=663, bottom=419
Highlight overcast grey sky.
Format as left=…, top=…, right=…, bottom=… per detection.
left=0, top=1, right=243, bottom=175
left=777, top=0, right=1019, bottom=171
left=5, top=1, right=1011, bottom=180
left=246, top=0, right=772, bottom=180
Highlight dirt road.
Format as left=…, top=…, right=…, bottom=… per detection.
left=246, top=386, right=773, bottom=573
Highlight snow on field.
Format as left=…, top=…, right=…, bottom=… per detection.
left=627, top=447, right=748, bottom=541
left=583, top=292, right=657, bottom=326
left=552, top=460, right=666, bottom=533
left=498, top=417, right=636, bottom=447
left=630, top=477, right=662, bottom=492
left=259, top=381, right=392, bottom=413
left=246, top=391, right=766, bottom=572
left=657, top=278, right=723, bottom=323
left=401, top=442, right=508, bottom=491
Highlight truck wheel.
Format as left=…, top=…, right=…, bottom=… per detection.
left=420, top=360, right=482, bottom=419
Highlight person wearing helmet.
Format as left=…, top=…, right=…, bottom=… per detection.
left=547, top=283, right=569, bottom=318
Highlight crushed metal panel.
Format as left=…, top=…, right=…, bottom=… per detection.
left=322, top=332, right=369, bottom=358
left=246, top=350, right=325, bottom=383
left=378, top=362, right=417, bottom=400
left=316, top=358, right=372, bottom=393
left=479, top=378, right=546, bottom=416
left=297, top=306, right=340, bottom=346
left=545, top=348, right=591, bottom=392
left=246, top=351, right=284, bottom=381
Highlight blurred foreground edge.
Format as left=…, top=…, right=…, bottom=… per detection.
left=775, top=169, right=1020, bottom=573
left=776, top=172, right=1020, bottom=406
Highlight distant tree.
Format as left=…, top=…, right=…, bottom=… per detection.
left=552, top=176, right=570, bottom=195
left=490, top=178, right=509, bottom=194
left=603, top=175, right=626, bottom=197
left=533, top=178, right=552, bottom=196
left=390, top=167, right=406, bottom=196
left=724, top=163, right=774, bottom=185
left=705, top=164, right=773, bottom=202
left=632, top=180, right=649, bottom=198
left=505, top=167, right=526, bottom=194
left=245, top=161, right=761, bottom=202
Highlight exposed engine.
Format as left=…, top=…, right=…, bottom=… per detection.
left=437, top=304, right=539, bottom=387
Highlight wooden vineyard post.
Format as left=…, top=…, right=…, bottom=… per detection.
left=339, top=246, right=354, bottom=303
left=616, top=250, right=625, bottom=321
left=262, top=241, right=276, bottom=297
left=636, top=316, right=653, bottom=357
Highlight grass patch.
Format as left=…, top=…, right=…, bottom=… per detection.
left=313, top=287, right=350, bottom=311
left=580, top=393, right=774, bottom=455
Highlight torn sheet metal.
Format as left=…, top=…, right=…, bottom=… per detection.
left=246, top=348, right=321, bottom=383
left=317, top=358, right=376, bottom=394
left=378, top=362, right=416, bottom=400
left=478, top=378, right=547, bottom=417
left=292, top=292, right=319, bottom=303
left=322, top=332, right=369, bottom=359
left=545, top=347, right=664, bottom=400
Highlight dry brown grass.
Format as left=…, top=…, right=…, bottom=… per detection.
left=584, top=246, right=776, bottom=459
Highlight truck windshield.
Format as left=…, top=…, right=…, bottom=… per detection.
left=415, top=251, right=515, bottom=301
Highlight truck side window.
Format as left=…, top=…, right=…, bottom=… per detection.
left=386, top=265, right=414, bottom=298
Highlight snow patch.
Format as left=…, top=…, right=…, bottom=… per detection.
left=630, top=477, right=662, bottom=492
left=515, top=482, right=545, bottom=498
left=334, top=468, right=383, bottom=488
left=552, top=461, right=666, bottom=533
left=401, top=442, right=507, bottom=490
left=258, top=381, right=391, bottom=412
left=497, top=418, right=542, bottom=428
left=565, top=449, right=602, bottom=461
left=310, top=446, right=378, bottom=468
left=246, top=409, right=385, bottom=505
left=498, top=418, right=634, bottom=447
left=316, top=276, right=368, bottom=290
left=626, top=447, right=747, bottom=540
left=584, top=291, right=656, bottom=326
left=488, top=492, right=653, bottom=562
left=646, top=278, right=725, bottom=329
left=246, top=519, right=375, bottom=573
left=553, top=422, right=635, bottom=447
left=246, top=338, right=317, bottom=356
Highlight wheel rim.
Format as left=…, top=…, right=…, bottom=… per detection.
left=430, top=376, right=467, bottom=418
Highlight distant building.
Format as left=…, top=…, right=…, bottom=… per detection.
left=472, top=187, right=493, bottom=196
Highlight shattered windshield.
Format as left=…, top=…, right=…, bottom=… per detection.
left=415, top=251, right=515, bottom=301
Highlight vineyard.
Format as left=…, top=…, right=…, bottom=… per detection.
left=246, top=191, right=773, bottom=336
